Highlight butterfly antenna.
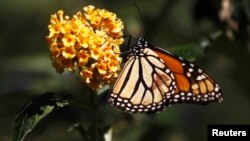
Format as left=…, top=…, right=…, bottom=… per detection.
left=133, top=3, right=147, bottom=38
left=112, top=34, right=132, bottom=56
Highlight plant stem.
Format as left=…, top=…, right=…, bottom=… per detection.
left=91, top=91, right=99, bottom=141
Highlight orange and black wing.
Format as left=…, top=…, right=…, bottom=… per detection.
left=152, top=46, right=223, bottom=105
left=109, top=48, right=176, bottom=113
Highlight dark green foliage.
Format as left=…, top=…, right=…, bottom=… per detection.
left=170, top=43, right=205, bottom=62
left=12, top=92, right=71, bottom=141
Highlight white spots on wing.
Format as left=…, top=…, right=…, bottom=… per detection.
left=198, top=69, right=202, bottom=73
left=151, top=107, right=156, bottom=111
left=187, top=93, right=192, bottom=96
left=196, top=76, right=202, bottom=81
left=170, top=73, right=174, bottom=79
left=201, top=75, right=206, bottom=79
left=166, top=95, right=171, bottom=99
left=127, top=103, right=132, bottom=107
left=169, top=86, right=173, bottom=91
left=174, top=95, right=180, bottom=98
left=188, top=68, right=194, bottom=72
left=215, top=87, right=219, bottom=92
left=157, top=105, right=162, bottom=109
left=166, top=69, right=170, bottom=73
left=172, top=81, right=176, bottom=85
left=173, top=99, right=178, bottom=102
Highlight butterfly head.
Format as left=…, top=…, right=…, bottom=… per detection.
left=137, top=37, right=148, bottom=47
left=129, top=37, right=149, bottom=57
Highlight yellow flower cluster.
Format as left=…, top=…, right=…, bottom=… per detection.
left=46, top=5, right=124, bottom=89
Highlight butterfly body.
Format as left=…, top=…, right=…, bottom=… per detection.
left=109, top=37, right=223, bottom=113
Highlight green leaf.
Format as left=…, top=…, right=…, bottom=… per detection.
left=169, top=43, right=205, bottom=62
left=12, top=92, right=71, bottom=141
left=169, top=31, right=223, bottom=62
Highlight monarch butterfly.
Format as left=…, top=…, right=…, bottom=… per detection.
left=108, top=37, right=223, bottom=113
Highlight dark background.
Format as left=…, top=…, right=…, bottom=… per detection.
left=0, top=0, right=250, bottom=141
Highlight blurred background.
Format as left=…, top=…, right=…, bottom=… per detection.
left=0, top=0, right=250, bottom=141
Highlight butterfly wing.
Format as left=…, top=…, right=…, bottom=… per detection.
left=109, top=48, right=176, bottom=113
left=152, top=46, right=223, bottom=105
